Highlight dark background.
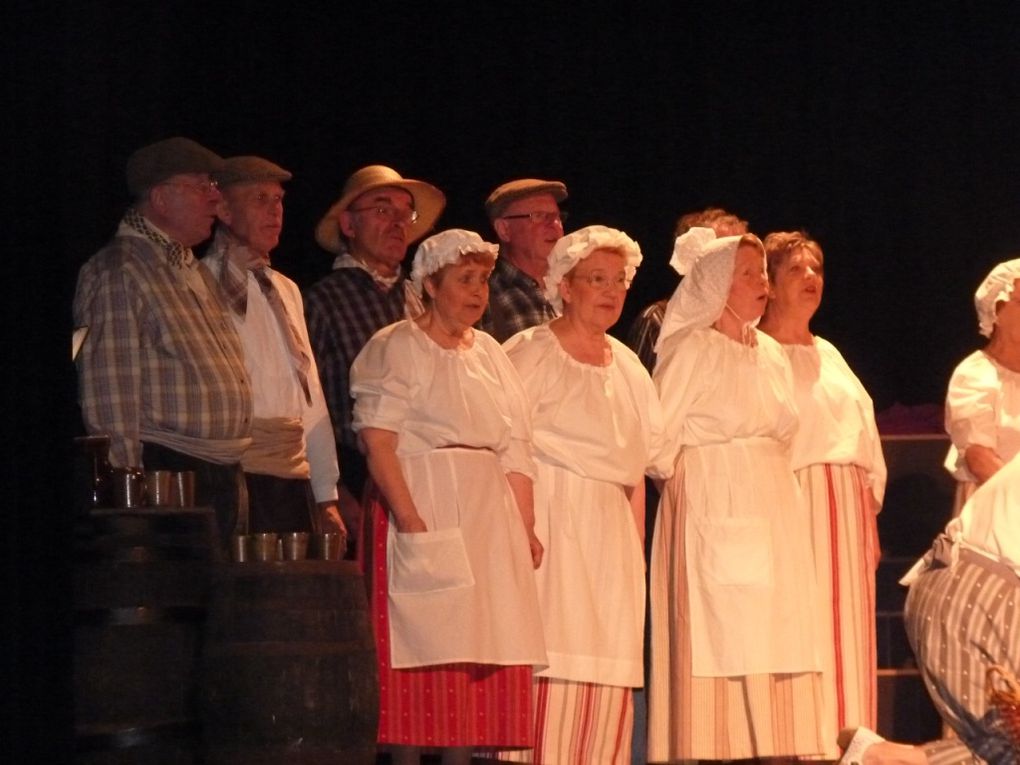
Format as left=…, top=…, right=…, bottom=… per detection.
left=8, top=2, right=1020, bottom=760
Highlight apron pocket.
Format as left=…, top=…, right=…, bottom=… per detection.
left=389, top=527, right=476, bottom=594
left=692, top=516, right=772, bottom=587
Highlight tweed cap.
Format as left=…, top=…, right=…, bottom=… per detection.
left=125, top=137, right=224, bottom=197
left=485, top=178, right=568, bottom=220
left=214, top=155, right=292, bottom=187
left=315, top=165, right=445, bottom=254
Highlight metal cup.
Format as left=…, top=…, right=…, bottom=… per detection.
left=252, top=532, right=279, bottom=562
left=144, top=470, right=173, bottom=507
left=315, top=532, right=344, bottom=561
left=170, top=470, right=196, bottom=507
left=112, top=468, right=145, bottom=509
left=281, top=532, right=310, bottom=561
left=230, top=534, right=252, bottom=562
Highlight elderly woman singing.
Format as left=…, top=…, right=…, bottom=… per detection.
left=499, top=225, right=672, bottom=763
left=647, top=227, right=826, bottom=762
left=350, top=229, right=546, bottom=765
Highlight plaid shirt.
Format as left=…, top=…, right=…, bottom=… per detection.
left=304, top=267, right=420, bottom=451
left=477, top=256, right=558, bottom=343
left=626, top=298, right=667, bottom=374
left=73, top=223, right=253, bottom=468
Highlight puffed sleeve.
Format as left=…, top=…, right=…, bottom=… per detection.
left=350, top=323, right=414, bottom=434
left=946, top=354, right=1001, bottom=454
left=485, top=334, right=537, bottom=479
left=652, top=328, right=706, bottom=466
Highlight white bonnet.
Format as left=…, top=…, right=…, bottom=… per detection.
left=410, top=229, right=499, bottom=297
left=543, top=225, right=642, bottom=312
left=975, top=258, right=1020, bottom=338
left=654, top=227, right=744, bottom=351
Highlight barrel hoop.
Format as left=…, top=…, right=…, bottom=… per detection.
left=75, top=605, right=207, bottom=626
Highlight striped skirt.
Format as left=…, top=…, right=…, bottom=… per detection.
left=647, top=462, right=826, bottom=761
left=797, top=462, right=879, bottom=758
left=905, top=548, right=1020, bottom=765
left=495, top=678, right=633, bottom=764
left=367, top=494, right=534, bottom=748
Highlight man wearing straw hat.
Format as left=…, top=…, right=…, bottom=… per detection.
left=202, top=155, right=346, bottom=543
left=305, top=165, right=445, bottom=499
left=73, top=137, right=252, bottom=541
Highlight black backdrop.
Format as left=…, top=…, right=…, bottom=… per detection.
left=7, top=2, right=1020, bottom=759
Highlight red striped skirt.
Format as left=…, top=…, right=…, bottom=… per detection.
left=366, top=490, right=534, bottom=748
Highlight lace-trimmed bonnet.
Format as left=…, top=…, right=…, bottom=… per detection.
left=654, top=227, right=744, bottom=352
left=410, top=229, right=499, bottom=297
left=975, top=258, right=1020, bottom=338
left=543, top=225, right=642, bottom=312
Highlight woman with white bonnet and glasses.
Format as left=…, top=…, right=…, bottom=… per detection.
left=350, top=229, right=546, bottom=765
left=647, top=227, right=827, bottom=762
left=498, top=225, right=673, bottom=763
left=944, top=257, right=1020, bottom=515
left=757, top=231, right=887, bottom=758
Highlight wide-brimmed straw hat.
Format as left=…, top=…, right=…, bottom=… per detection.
left=314, top=165, right=445, bottom=254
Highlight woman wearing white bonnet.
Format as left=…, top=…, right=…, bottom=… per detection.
left=500, top=225, right=673, bottom=763
left=943, top=257, right=1020, bottom=516
left=350, top=229, right=546, bottom=765
left=647, top=227, right=827, bottom=761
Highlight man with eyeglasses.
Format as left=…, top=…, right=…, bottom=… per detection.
left=479, top=178, right=568, bottom=342
left=73, top=137, right=253, bottom=542
left=305, top=165, right=445, bottom=500
left=200, top=155, right=347, bottom=545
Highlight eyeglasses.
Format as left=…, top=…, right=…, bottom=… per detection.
left=349, top=204, right=419, bottom=225
left=572, top=271, right=631, bottom=291
left=162, top=180, right=219, bottom=194
left=500, top=210, right=567, bottom=225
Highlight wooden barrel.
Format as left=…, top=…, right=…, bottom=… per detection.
left=200, top=560, right=379, bottom=764
left=74, top=506, right=219, bottom=764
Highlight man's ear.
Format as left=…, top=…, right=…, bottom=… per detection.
left=339, top=211, right=356, bottom=238
left=492, top=218, right=510, bottom=244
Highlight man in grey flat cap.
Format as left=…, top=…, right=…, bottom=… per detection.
left=479, top=178, right=568, bottom=342
left=202, top=155, right=347, bottom=541
left=305, top=165, right=445, bottom=500
left=73, top=137, right=252, bottom=542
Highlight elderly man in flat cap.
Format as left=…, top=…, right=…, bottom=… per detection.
left=73, top=137, right=252, bottom=541
left=202, top=155, right=347, bottom=542
left=478, top=178, right=568, bottom=342
left=305, top=165, right=445, bottom=499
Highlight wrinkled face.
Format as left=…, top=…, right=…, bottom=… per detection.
left=217, top=181, right=285, bottom=254
left=496, top=192, right=564, bottom=266
left=560, top=248, right=629, bottom=332
left=425, top=255, right=494, bottom=329
left=152, top=173, right=222, bottom=247
left=727, top=244, right=770, bottom=322
left=340, top=186, right=416, bottom=275
left=770, top=246, right=824, bottom=317
left=993, top=278, right=1020, bottom=338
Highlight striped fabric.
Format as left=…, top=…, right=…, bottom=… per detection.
left=798, top=463, right=879, bottom=757
left=367, top=496, right=534, bottom=749
left=647, top=462, right=826, bottom=761
left=905, top=549, right=1020, bottom=765
left=497, top=678, right=632, bottom=764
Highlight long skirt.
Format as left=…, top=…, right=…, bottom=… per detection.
left=647, top=461, right=826, bottom=761
left=497, top=678, right=633, bottom=764
left=367, top=490, right=534, bottom=748
left=797, top=462, right=879, bottom=758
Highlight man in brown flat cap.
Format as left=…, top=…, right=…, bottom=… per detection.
left=478, top=178, right=568, bottom=342
left=202, top=156, right=347, bottom=542
left=73, top=137, right=253, bottom=541
left=305, top=165, right=445, bottom=499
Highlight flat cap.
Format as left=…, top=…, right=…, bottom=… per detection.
left=214, top=155, right=293, bottom=187
left=126, top=137, right=224, bottom=197
left=485, top=178, right=568, bottom=220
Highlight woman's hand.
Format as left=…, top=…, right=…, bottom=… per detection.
left=527, top=530, right=544, bottom=569
left=395, top=514, right=428, bottom=533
